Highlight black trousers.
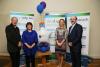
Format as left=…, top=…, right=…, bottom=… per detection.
left=9, top=51, right=20, bottom=67
left=25, top=55, right=35, bottom=67
left=70, top=46, right=81, bottom=67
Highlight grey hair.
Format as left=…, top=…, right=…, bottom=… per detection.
left=11, top=17, right=18, bottom=21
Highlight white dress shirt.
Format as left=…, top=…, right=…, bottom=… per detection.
left=70, top=23, right=76, bottom=33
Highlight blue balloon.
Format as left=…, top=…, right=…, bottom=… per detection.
left=37, top=4, right=44, bottom=14
left=40, top=1, right=46, bottom=9
left=41, top=47, right=46, bottom=52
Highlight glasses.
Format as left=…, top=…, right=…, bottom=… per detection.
left=70, top=19, right=77, bottom=20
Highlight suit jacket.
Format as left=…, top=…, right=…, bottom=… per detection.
left=5, top=24, right=21, bottom=52
left=68, top=23, right=83, bottom=48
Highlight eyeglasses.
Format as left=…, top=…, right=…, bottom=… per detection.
left=70, top=19, right=77, bottom=20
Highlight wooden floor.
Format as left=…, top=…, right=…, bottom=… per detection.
left=0, top=56, right=11, bottom=67
left=0, top=56, right=100, bottom=67
left=37, top=62, right=71, bottom=67
left=88, top=59, right=100, bottom=67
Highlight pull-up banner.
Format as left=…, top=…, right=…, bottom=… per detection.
left=44, top=12, right=90, bottom=55
left=66, top=12, right=90, bottom=55
left=44, top=13, right=65, bottom=53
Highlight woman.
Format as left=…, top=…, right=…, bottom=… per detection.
left=22, top=22, right=38, bottom=67
left=55, top=19, right=68, bottom=67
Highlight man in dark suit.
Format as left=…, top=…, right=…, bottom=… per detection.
left=5, top=17, right=21, bottom=67
left=68, top=16, right=83, bottom=67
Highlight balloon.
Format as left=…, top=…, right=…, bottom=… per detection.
left=41, top=47, right=46, bottom=52
left=40, top=1, right=46, bottom=9
left=37, top=4, right=44, bottom=14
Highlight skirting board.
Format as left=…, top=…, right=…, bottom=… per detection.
left=89, top=55, right=100, bottom=59
left=0, top=53, right=9, bottom=56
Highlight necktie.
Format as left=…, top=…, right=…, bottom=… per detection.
left=70, top=26, right=73, bottom=33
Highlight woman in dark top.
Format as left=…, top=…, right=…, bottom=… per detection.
left=55, top=19, right=68, bottom=67
left=22, top=22, right=38, bottom=67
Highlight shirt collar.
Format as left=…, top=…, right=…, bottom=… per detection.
left=10, top=23, right=17, bottom=28
left=72, top=23, right=77, bottom=27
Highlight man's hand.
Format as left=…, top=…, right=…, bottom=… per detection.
left=69, top=42, right=72, bottom=47
left=18, top=42, right=22, bottom=47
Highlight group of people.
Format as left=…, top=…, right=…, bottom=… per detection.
left=5, top=16, right=83, bottom=67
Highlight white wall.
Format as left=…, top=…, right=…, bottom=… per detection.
left=0, top=0, right=100, bottom=58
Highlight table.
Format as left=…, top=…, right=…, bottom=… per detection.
left=36, top=51, right=51, bottom=67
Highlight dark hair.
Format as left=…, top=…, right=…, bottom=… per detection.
left=70, top=16, right=77, bottom=20
left=74, top=16, right=77, bottom=20
left=26, top=22, right=33, bottom=28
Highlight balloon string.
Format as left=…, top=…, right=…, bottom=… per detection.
left=41, top=12, right=45, bottom=22
left=40, top=14, right=42, bottom=22
left=40, top=14, right=43, bottom=22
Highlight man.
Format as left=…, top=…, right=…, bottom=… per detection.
left=5, top=17, right=21, bottom=67
left=68, top=16, right=83, bottom=67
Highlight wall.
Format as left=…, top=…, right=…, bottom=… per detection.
left=0, top=0, right=100, bottom=58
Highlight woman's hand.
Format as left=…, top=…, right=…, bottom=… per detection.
left=25, top=43, right=32, bottom=48
left=56, top=40, right=63, bottom=47
left=25, top=43, right=36, bottom=49
left=30, top=43, right=35, bottom=48
left=27, top=45, right=32, bottom=49
left=58, top=43, right=62, bottom=47
left=57, top=42, right=62, bottom=47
